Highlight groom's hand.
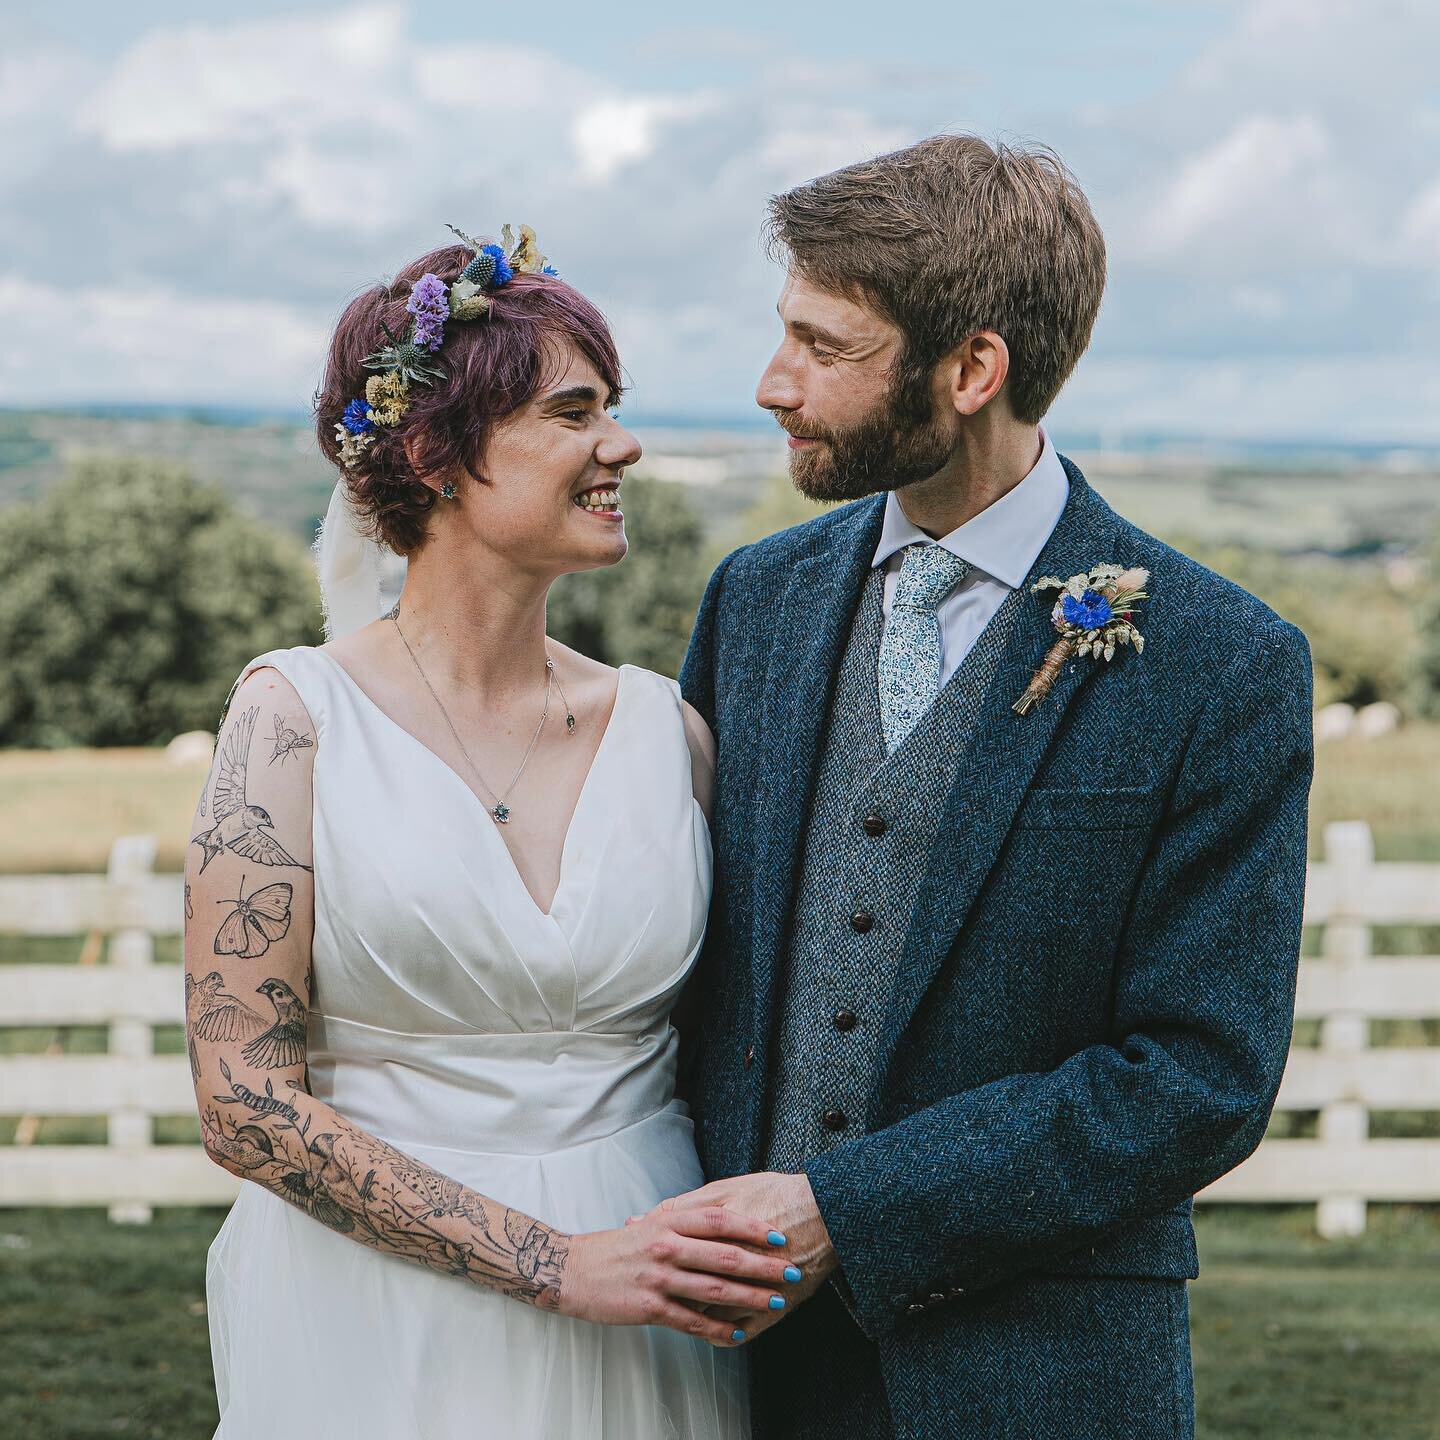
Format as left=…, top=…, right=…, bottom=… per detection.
left=644, top=1172, right=839, bottom=1340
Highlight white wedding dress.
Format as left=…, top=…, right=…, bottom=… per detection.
left=205, top=647, right=750, bottom=1438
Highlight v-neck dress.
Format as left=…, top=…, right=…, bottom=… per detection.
left=204, top=646, right=748, bottom=1439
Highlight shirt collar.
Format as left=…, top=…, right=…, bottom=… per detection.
left=870, top=426, right=1070, bottom=590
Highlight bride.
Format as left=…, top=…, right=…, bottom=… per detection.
left=184, top=227, right=789, bottom=1436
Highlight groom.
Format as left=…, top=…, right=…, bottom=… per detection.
left=669, top=134, right=1313, bottom=1438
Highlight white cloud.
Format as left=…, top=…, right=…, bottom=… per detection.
left=0, top=276, right=326, bottom=406
left=0, top=0, right=1436, bottom=443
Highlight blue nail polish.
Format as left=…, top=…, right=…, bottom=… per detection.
left=731, top=1328, right=746, bottom=1343
left=767, top=1230, right=787, bottom=1246
left=769, top=1295, right=786, bottom=1310
left=783, top=1265, right=803, bottom=1283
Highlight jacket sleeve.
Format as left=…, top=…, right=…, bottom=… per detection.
left=803, top=618, right=1315, bottom=1340
left=673, top=547, right=744, bottom=1107
left=678, top=547, right=742, bottom=733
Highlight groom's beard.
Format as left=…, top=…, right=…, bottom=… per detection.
left=781, top=365, right=953, bottom=503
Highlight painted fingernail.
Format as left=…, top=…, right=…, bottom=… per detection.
left=783, top=1265, right=803, bottom=1283
left=731, top=1328, right=746, bottom=1343
left=768, top=1295, right=786, bottom=1311
left=767, top=1230, right=787, bottom=1246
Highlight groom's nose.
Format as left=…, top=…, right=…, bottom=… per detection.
left=756, top=346, right=803, bottom=415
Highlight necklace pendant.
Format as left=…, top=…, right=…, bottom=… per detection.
left=565, top=712, right=576, bottom=734
left=491, top=802, right=511, bottom=825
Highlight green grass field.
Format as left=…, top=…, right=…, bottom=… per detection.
left=3, top=722, right=1439, bottom=874
left=0, top=1204, right=1435, bottom=1438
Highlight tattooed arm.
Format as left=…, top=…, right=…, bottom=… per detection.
left=186, top=666, right=791, bottom=1345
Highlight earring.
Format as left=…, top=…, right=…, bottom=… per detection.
left=439, top=480, right=456, bottom=500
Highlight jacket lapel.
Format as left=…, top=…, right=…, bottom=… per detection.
left=749, top=495, right=887, bottom=1052
left=869, top=460, right=1126, bottom=1097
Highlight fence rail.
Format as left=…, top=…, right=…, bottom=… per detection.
left=2, top=825, right=1437, bottom=1232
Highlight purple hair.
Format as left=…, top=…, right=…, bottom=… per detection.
left=315, top=244, right=623, bottom=554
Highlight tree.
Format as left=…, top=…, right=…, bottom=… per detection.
left=0, top=456, right=322, bottom=748
left=1412, top=526, right=1440, bottom=719
left=546, top=476, right=708, bottom=677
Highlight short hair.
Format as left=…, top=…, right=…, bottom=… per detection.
left=765, top=134, right=1106, bottom=424
left=315, top=245, right=622, bottom=554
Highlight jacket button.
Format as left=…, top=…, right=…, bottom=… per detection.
left=849, top=908, right=874, bottom=933
left=862, top=811, right=886, bottom=837
left=947, top=1286, right=966, bottom=1299
left=906, top=1302, right=926, bottom=1316
left=927, top=1292, right=946, bottom=1307
left=834, top=1008, right=858, bottom=1032
left=822, top=1107, right=847, bottom=1132
left=743, top=1044, right=755, bottom=1069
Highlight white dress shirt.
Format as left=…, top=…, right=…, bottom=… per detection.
left=871, top=427, right=1070, bottom=686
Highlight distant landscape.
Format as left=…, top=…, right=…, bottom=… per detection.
left=4, top=404, right=1439, bottom=558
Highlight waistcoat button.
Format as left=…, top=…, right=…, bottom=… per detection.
left=822, top=1107, right=847, bottom=1132
left=834, top=1009, right=858, bottom=1032
left=743, top=1044, right=755, bottom=1069
left=862, top=811, right=886, bottom=837
left=849, top=908, right=874, bottom=933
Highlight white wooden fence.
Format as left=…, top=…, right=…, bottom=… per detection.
left=2, top=825, right=1438, bottom=1231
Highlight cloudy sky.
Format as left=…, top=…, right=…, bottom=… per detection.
left=3, top=0, right=1436, bottom=442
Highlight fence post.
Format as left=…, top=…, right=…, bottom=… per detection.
left=106, top=835, right=158, bottom=1225
left=1316, top=820, right=1372, bottom=1238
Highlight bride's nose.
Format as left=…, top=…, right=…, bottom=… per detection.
left=596, top=416, right=642, bottom=471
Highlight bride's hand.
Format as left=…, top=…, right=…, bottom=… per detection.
left=556, top=1205, right=798, bottom=1346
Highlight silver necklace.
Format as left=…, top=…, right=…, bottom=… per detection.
left=388, top=605, right=575, bottom=825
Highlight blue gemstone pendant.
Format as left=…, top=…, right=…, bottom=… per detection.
left=492, top=802, right=510, bottom=824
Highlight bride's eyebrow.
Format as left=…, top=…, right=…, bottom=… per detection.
left=540, top=385, right=600, bottom=409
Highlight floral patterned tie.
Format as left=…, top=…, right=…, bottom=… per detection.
left=877, top=542, right=971, bottom=754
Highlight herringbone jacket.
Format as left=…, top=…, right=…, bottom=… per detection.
left=677, top=456, right=1313, bottom=1438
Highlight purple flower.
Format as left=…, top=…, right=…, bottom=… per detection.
left=407, top=272, right=450, bottom=352
left=1062, top=589, right=1114, bottom=629
left=341, top=397, right=375, bottom=435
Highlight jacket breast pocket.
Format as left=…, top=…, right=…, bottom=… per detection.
left=1013, top=785, right=1163, bottom=832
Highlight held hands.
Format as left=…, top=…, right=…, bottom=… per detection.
left=556, top=1200, right=801, bottom=1348
left=635, top=1171, right=839, bottom=1345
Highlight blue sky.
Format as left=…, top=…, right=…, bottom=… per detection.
left=3, top=1, right=1437, bottom=442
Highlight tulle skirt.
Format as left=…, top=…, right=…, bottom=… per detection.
left=206, top=1102, right=750, bottom=1438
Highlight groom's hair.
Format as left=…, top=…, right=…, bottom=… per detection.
left=765, top=134, right=1106, bottom=425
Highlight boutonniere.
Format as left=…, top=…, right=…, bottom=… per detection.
left=1012, top=564, right=1150, bottom=715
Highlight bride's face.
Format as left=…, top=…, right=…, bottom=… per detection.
left=461, top=344, right=640, bottom=576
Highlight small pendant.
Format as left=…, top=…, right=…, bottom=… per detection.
left=565, top=712, right=576, bottom=734
left=492, top=802, right=510, bottom=824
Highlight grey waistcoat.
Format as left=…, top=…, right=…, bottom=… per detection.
left=761, top=563, right=1024, bottom=1173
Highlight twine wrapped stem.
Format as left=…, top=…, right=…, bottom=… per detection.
left=1012, top=636, right=1075, bottom=715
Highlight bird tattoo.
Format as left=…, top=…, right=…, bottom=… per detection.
left=185, top=970, right=266, bottom=1081
left=242, top=977, right=309, bottom=1069
left=201, top=1115, right=277, bottom=1172
left=190, top=706, right=311, bottom=873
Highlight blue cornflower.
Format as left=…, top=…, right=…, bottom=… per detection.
left=1062, top=588, right=1113, bottom=629
left=541, top=263, right=560, bottom=277
left=481, top=243, right=514, bottom=286
left=341, top=397, right=375, bottom=435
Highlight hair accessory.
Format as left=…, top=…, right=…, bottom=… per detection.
left=331, top=223, right=559, bottom=469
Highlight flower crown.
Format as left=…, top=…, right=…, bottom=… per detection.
left=333, top=223, right=558, bottom=469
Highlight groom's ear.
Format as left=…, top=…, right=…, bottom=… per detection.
left=945, top=331, right=1012, bottom=418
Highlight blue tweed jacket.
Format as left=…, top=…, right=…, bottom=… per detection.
left=677, top=456, right=1313, bottom=1433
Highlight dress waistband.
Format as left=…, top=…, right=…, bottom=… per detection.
left=306, top=1013, right=680, bottom=1156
